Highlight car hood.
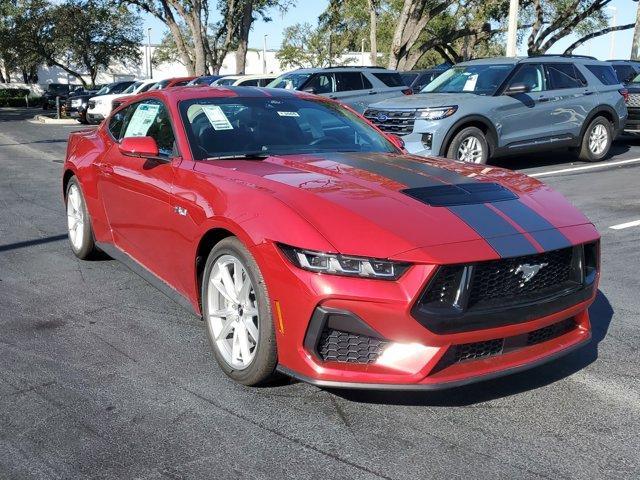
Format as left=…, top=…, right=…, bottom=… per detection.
left=368, top=92, right=479, bottom=110
left=195, top=152, right=593, bottom=261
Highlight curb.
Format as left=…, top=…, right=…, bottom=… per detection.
left=32, top=114, right=79, bottom=125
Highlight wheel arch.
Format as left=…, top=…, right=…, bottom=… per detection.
left=62, top=168, right=77, bottom=200
left=439, top=115, right=499, bottom=157
left=579, top=105, right=619, bottom=142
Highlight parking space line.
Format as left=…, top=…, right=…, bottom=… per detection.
left=609, top=220, right=640, bottom=230
left=529, top=158, right=640, bottom=178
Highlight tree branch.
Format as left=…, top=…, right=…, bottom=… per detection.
left=564, top=22, right=634, bottom=54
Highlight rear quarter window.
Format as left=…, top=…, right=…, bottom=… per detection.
left=586, top=65, right=620, bottom=86
left=372, top=72, right=405, bottom=87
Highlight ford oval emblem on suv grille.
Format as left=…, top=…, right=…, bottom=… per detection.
left=377, top=113, right=389, bottom=122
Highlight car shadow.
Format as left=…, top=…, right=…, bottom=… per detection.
left=490, top=140, right=631, bottom=170
left=327, top=290, right=613, bottom=407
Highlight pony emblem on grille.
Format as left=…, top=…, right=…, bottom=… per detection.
left=515, top=262, right=549, bottom=283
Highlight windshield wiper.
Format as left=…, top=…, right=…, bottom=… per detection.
left=205, top=152, right=271, bottom=161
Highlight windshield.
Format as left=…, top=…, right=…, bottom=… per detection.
left=180, top=96, right=397, bottom=160
left=122, top=82, right=142, bottom=94
left=422, top=64, right=514, bottom=95
left=267, top=73, right=312, bottom=90
left=214, top=78, right=237, bottom=86
left=150, top=80, right=169, bottom=90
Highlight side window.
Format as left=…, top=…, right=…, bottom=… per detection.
left=372, top=72, right=405, bottom=87
left=508, top=64, right=546, bottom=92
left=335, top=72, right=372, bottom=91
left=545, top=63, right=585, bottom=89
left=122, top=100, right=176, bottom=157
left=304, top=73, right=335, bottom=94
left=586, top=65, right=620, bottom=85
left=239, top=79, right=259, bottom=86
left=612, top=65, right=635, bottom=84
left=108, top=106, right=129, bottom=140
left=258, top=78, right=272, bottom=86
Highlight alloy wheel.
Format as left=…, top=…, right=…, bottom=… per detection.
left=457, top=135, right=484, bottom=163
left=588, top=124, right=609, bottom=156
left=66, top=184, right=84, bottom=251
left=206, top=254, right=260, bottom=370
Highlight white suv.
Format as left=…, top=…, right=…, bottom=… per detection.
left=86, top=79, right=157, bottom=124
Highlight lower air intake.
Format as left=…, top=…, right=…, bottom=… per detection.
left=317, top=328, right=389, bottom=364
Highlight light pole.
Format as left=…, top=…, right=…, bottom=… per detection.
left=505, top=0, right=519, bottom=57
left=361, top=38, right=365, bottom=66
left=608, top=6, right=617, bottom=59
left=147, top=27, right=153, bottom=79
left=263, top=34, right=268, bottom=74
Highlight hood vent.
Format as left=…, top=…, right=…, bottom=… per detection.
left=402, top=182, right=517, bottom=206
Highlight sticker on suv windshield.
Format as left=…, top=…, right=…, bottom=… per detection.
left=277, top=111, right=300, bottom=117
left=202, top=105, right=233, bottom=130
left=463, top=74, right=478, bottom=91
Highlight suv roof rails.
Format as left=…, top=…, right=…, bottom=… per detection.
left=527, top=54, right=598, bottom=60
left=606, top=59, right=640, bottom=63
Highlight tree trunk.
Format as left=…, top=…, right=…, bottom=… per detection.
left=235, top=0, right=254, bottom=74
left=367, top=0, right=377, bottom=66
left=632, top=1, right=640, bottom=60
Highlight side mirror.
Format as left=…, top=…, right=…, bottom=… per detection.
left=386, top=133, right=405, bottom=150
left=504, top=83, right=530, bottom=95
left=119, top=136, right=160, bottom=158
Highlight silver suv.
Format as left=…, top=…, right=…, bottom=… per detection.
left=267, top=67, right=412, bottom=113
left=365, top=56, right=628, bottom=164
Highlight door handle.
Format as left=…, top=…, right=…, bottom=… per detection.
left=368, top=90, right=377, bottom=95
left=538, top=97, right=550, bottom=103
left=584, top=91, right=594, bottom=96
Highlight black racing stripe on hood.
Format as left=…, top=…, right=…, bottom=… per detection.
left=324, top=153, right=444, bottom=188
left=449, top=204, right=539, bottom=257
left=402, top=183, right=517, bottom=206
left=381, top=156, right=477, bottom=186
left=491, top=200, right=572, bottom=251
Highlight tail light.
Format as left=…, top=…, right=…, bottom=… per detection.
left=619, top=88, right=629, bottom=103
left=401, top=88, right=413, bottom=95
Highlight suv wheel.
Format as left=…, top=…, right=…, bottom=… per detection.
left=447, top=127, right=489, bottom=164
left=578, top=116, right=612, bottom=162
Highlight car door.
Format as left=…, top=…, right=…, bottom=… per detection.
left=543, top=62, right=595, bottom=140
left=494, top=63, right=559, bottom=148
left=96, top=98, right=182, bottom=284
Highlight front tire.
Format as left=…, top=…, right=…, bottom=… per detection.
left=202, top=237, right=277, bottom=386
left=446, top=126, right=489, bottom=164
left=578, top=116, right=612, bottom=162
left=66, top=177, right=97, bottom=259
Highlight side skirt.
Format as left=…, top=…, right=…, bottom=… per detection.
left=96, top=241, right=200, bottom=317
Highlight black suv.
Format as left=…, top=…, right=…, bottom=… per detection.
left=400, top=64, right=451, bottom=93
left=66, top=80, right=135, bottom=124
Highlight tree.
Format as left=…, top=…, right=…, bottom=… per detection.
left=525, top=0, right=630, bottom=55
left=276, top=22, right=353, bottom=69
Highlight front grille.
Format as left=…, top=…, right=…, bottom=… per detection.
left=421, top=247, right=578, bottom=312
left=413, top=243, right=598, bottom=334
left=626, top=107, right=640, bottom=121
left=364, top=108, right=416, bottom=135
left=435, top=317, right=578, bottom=371
left=627, top=93, right=640, bottom=108
left=317, top=328, right=388, bottom=364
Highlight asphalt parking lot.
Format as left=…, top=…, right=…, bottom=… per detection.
left=0, top=107, right=638, bottom=479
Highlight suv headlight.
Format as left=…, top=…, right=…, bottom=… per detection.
left=278, top=244, right=410, bottom=280
left=417, top=106, right=458, bottom=120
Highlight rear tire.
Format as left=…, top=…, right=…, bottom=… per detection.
left=65, top=176, right=97, bottom=259
left=446, top=126, right=489, bottom=164
left=578, top=116, right=612, bottom=162
left=202, top=237, right=278, bottom=386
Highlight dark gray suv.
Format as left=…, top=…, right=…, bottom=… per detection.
left=365, top=56, right=628, bottom=164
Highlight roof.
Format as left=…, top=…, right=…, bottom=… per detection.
left=283, top=66, right=391, bottom=74
left=457, top=55, right=612, bottom=67
left=136, top=85, right=313, bottom=104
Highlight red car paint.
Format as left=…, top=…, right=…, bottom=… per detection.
left=63, top=87, right=600, bottom=389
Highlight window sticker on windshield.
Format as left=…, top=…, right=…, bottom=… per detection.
left=463, top=74, right=478, bottom=91
left=202, top=105, right=233, bottom=130
left=124, top=103, right=160, bottom=137
left=277, top=111, right=300, bottom=117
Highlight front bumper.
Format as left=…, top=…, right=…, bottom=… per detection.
left=624, top=107, right=640, bottom=133
left=251, top=233, right=598, bottom=390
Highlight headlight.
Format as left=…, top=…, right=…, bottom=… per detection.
left=278, top=244, right=410, bottom=280
left=416, top=106, right=458, bottom=121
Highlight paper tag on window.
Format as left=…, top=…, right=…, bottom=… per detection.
left=124, top=103, right=160, bottom=137
left=463, top=74, right=478, bottom=92
left=277, top=111, right=300, bottom=117
left=201, top=105, right=233, bottom=130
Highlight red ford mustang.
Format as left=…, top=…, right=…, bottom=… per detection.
left=63, top=86, right=600, bottom=389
